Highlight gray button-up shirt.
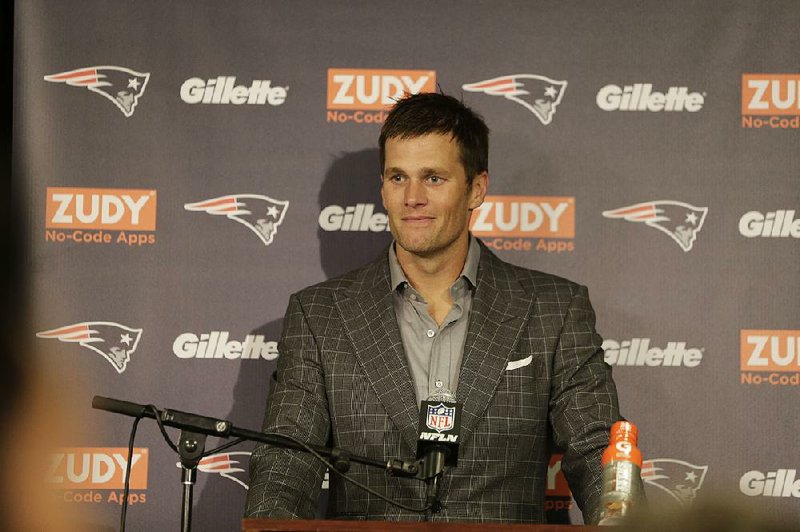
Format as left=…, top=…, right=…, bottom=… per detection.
left=388, top=237, right=480, bottom=405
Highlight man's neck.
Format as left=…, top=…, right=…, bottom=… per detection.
left=395, top=235, right=470, bottom=302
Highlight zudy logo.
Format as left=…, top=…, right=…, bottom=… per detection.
left=47, top=447, right=148, bottom=506
left=740, top=330, right=800, bottom=386
left=45, top=187, right=157, bottom=246
left=742, top=74, right=800, bottom=129
left=47, top=448, right=148, bottom=489
left=326, top=68, right=436, bottom=124
left=545, top=454, right=573, bottom=512
left=470, top=196, right=575, bottom=253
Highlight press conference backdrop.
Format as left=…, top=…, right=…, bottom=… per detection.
left=15, top=1, right=800, bottom=529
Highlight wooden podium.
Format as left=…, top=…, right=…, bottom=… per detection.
left=242, top=520, right=601, bottom=531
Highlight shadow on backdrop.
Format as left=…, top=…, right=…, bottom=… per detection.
left=317, top=149, right=392, bottom=279
left=193, top=149, right=391, bottom=530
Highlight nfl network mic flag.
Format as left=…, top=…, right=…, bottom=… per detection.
left=417, top=400, right=462, bottom=467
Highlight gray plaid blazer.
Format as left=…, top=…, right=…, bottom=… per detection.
left=245, top=242, right=620, bottom=523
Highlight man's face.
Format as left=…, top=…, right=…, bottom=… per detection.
left=381, top=133, right=487, bottom=259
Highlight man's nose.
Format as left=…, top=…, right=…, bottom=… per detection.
left=404, top=179, right=427, bottom=207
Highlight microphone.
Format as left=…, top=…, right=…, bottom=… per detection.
left=416, top=389, right=461, bottom=513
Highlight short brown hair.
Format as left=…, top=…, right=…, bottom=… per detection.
left=379, top=92, right=489, bottom=184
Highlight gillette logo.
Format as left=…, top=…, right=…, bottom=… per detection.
left=173, top=332, right=278, bottom=360
left=597, top=84, right=705, bottom=112
left=602, top=338, right=703, bottom=367
left=319, top=204, right=390, bottom=232
left=740, top=470, right=800, bottom=498
left=180, top=76, right=288, bottom=105
left=739, top=210, right=800, bottom=238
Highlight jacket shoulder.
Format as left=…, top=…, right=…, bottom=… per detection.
left=291, top=251, right=387, bottom=304
left=483, top=246, right=586, bottom=297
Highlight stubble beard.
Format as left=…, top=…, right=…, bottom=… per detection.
left=391, top=216, right=468, bottom=260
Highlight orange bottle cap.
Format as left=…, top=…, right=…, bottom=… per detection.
left=611, top=420, right=638, bottom=443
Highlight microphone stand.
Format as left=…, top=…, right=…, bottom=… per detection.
left=92, top=396, right=426, bottom=531
left=418, top=444, right=448, bottom=514
left=424, top=474, right=443, bottom=515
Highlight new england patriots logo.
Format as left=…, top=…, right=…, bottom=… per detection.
left=183, top=452, right=251, bottom=490
left=602, top=201, right=708, bottom=252
left=184, top=194, right=289, bottom=247
left=642, top=459, right=708, bottom=506
left=44, top=66, right=150, bottom=117
left=36, top=321, right=143, bottom=373
left=462, top=74, right=567, bottom=125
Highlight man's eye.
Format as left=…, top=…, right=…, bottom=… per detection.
left=428, top=175, right=442, bottom=184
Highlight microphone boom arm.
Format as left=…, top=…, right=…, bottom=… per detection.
left=92, top=395, right=421, bottom=477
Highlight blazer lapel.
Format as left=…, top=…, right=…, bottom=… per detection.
left=456, top=245, right=536, bottom=445
left=333, top=252, right=421, bottom=453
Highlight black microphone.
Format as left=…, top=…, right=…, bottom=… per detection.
left=416, top=390, right=461, bottom=513
left=92, top=396, right=232, bottom=437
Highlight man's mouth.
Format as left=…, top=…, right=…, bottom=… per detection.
left=401, top=215, right=435, bottom=224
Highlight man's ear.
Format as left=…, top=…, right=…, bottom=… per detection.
left=468, top=171, right=489, bottom=210
left=379, top=174, right=386, bottom=209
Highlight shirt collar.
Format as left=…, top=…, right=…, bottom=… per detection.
left=388, top=235, right=480, bottom=291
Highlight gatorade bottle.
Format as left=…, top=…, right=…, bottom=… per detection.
left=597, top=420, right=644, bottom=525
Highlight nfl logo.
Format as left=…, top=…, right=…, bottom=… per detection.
left=426, top=403, right=455, bottom=433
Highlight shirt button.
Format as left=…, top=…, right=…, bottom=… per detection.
left=435, top=380, right=443, bottom=388
left=426, top=329, right=435, bottom=338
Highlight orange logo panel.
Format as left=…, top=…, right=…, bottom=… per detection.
left=47, top=447, right=148, bottom=489
left=327, top=69, right=436, bottom=110
left=46, top=187, right=157, bottom=230
left=546, top=454, right=571, bottom=497
left=742, top=74, right=800, bottom=115
left=740, top=330, right=800, bottom=371
left=470, top=196, right=575, bottom=238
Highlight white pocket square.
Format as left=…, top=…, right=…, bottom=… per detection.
left=506, top=355, right=532, bottom=371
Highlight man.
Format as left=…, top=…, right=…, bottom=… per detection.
left=246, top=92, right=621, bottom=524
